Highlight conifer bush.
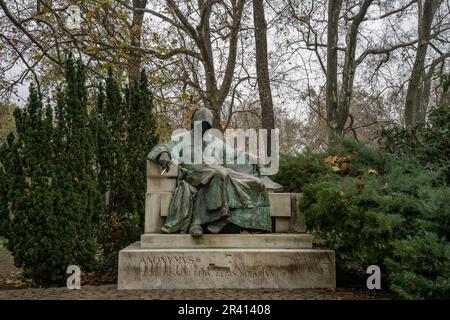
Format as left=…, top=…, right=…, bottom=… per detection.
left=272, top=153, right=326, bottom=192
left=379, top=100, right=450, bottom=181
left=272, top=79, right=450, bottom=299
left=386, top=232, right=450, bottom=299
left=92, top=68, right=158, bottom=273
left=1, top=58, right=100, bottom=285
left=0, top=57, right=159, bottom=283
left=275, top=138, right=450, bottom=299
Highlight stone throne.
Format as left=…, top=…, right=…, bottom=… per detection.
left=117, top=160, right=336, bottom=289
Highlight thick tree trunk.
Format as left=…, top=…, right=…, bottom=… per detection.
left=128, top=0, right=147, bottom=84
left=337, top=0, right=373, bottom=135
left=253, top=0, right=274, bottom=154
left=325, top=0, right=342, bottom=142
left=404, top=0, right=442, bottom=127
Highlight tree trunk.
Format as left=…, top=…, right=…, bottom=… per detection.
left=424, top=53, right=450, bottom=111
left=325, top=0, right=342, bottom=142
left=128, top=0, right=148, bottom=84
left=197, top=0, right=221, bottom=127
left=253, top=0, right=274, bottom=154
left=421, top=62, right=437, bottom=113
left=337, top=0, right=373, bottom=135
left=197, top=0, right=245, bottom=130
left=404, top=0, right=442, bottom=127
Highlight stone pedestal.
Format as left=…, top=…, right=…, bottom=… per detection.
left=140, top=233, right=313, bottom=249
left=117, top=160, right=336, bottom=290
left=118, top=236, right=335, bottom=290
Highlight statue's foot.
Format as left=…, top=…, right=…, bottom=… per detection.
left=189, top=224, right=203, bottom=237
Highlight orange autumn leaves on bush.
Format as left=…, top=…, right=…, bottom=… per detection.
left=324, top=154, right=351, bottom=174
left=323, top=152, right=379, bottom=197
left=323, top=153, right=379, bottom=176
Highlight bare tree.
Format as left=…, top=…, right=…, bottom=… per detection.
left=404, top=0, right=444, bottom=126
left=325, top=0, right=342, bottom=141
left=0, top=0, right=138, bottom=102
left=253, top=0, right=275, bottom=147
left=121, top=0, right=248, bottom=128
left=1, top=0, right=449, bottom=148
left=284, top=0, right=448, bottom=144
left=129, top=0, right=148, bottom=84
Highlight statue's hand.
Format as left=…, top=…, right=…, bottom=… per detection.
left=158, top=152, right=172, bottom=172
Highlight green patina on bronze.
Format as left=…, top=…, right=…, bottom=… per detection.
left=147, top=108, right=273, bottom=234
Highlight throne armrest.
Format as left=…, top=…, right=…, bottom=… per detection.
left=145, top=160, right=178, bottom=233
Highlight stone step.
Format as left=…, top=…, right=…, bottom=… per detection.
left=140, top=233, right=312, bottom=249
left=118, top=242, right=336, bottom=289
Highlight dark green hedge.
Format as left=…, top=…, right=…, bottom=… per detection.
left=0, top=58, right=158, bottom=285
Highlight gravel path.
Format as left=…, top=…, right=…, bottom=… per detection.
left=0, top=285, right=394, bottom=300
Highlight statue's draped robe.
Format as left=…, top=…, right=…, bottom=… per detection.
left=147, top=130, right=272, bottom=233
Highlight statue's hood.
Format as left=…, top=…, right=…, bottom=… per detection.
left=191, top=107, right=213, bottom=127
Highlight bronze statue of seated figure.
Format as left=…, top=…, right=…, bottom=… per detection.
left=147, top=107, right=281, bottom=236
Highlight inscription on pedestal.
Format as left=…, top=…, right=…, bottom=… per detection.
left=118, top=244, right=336, bottom=289
left=138, top=255, right=280, bottom=279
